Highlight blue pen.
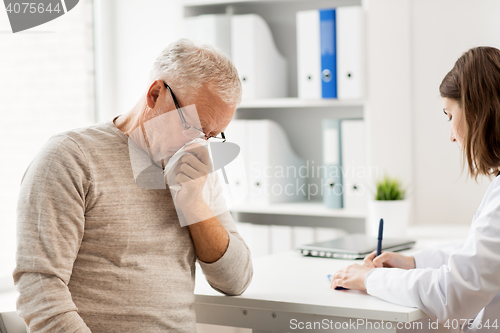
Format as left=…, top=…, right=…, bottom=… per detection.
left=330, top=219, right=384, bottom=291
left=377, top=218, right=384, bottom=257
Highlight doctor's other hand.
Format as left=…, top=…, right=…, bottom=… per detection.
left=330, top=264, right=373, bottom=291
left=363, top=251, right=416, bottom=270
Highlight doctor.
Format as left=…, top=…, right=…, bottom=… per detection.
left=330, top=46, right=500, bottom=332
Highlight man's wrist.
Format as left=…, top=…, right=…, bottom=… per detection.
left=181, top=200, right=212, bottom=224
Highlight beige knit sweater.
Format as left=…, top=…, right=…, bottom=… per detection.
left=13, top=121, right=253, bottom=333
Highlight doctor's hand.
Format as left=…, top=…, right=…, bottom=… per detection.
left=363, top=251, right=416, bottom=270
left=173, top=143, right=211, bottom=211
left=330, top=264, right=373, bottom=291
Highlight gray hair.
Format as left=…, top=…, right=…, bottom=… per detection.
left=149, top=38, right=242, bottom=106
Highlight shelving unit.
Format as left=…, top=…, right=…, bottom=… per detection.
left=232, top=202, right=365, bottom=218
left=238, top=98, right=365, bottom=109
left=184, top=0, right=298, bottom=5
left=181, top=0, right=413, bottom=232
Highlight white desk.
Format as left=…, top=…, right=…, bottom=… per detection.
left=1, top=258, right=425, bottom=333
left=194, top=225, right=471, bottom=333
left=195, top=251, right=426, bottom=333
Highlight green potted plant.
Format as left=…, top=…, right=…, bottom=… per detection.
left=367, top=175, right=410, bottom=238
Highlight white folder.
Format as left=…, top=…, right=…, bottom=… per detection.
left=221, top=120, right=249, bottom=207
left=271, top=225, right=293, bottom=254
left=296, top=10, right=322, bottom=99
left=231, top=14, right=288, bottom=100
left=183, top=14, right=232, bottom=58
left=248, top=120, right=306, bottom=204
left=251, top=224, right=271, bottom=257
left=341, top=119, right=367, bottom=212
left=293, top=226, right=315, bottom=248
left=246, top=120, right=271, bottom=204
left=227, top=120, right=306, bottom=205
left=234, top=222, right=270, bottom=258
left=336, top=7, right=364, bottom=100
left=225, top=120, right=266, bottom=204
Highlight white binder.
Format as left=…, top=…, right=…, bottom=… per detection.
left=221, top=120, right=249, bottom=206
left=183, top=14, right=232, bottom=58
left=235, top=222, right=270, bottom=257
left=296, top=10, right=321, bottom=99
left=249, top=120, right=306, bottom=204
left=293, top=226, right=315, bottom=248
left=226, top=119, right=306, bottom=205
left=231, top=14, right=288, bottom=100
left=341, top=119, right=367, bottom=212
left=246, top=120, right=268, bottom=204
left=322, top=119, right=343, bottom=209
left=271, top=225, right=293, bottom=254
left=336, top=6, right=364, bottom=100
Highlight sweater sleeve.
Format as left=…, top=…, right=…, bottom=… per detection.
left=13, top=135, right=92, bottom=333
left=196, top=172, right=253, bottom=296
left=365, top=183, right=500, bottom=323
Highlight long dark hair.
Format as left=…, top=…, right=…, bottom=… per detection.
left=439, top=46, right=500, bottom=180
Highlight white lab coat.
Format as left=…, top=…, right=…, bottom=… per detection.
left=365, top=175, right=500, bottom=332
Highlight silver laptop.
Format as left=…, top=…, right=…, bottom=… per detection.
left=298, top=233, right=416, bottom=260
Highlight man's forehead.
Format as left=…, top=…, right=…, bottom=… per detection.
left=200, top=109, right=233, bottom=128
left=200, top=101, right=235, bottom=121
left=180, top=85, right=236, bottom=128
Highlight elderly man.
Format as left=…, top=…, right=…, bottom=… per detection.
left=13, top=39, right=253, bottom=333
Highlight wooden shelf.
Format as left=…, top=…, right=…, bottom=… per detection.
left=237, top=98, right=365, bottom=109
left=231, top=201, right=366, bottom=218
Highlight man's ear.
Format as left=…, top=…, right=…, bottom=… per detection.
left=146, top=80, right=163, bottom=108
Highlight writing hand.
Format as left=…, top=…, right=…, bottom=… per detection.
left=363, top=251, right=415, bottom=269
left=330, top=264, right=373, bottom=291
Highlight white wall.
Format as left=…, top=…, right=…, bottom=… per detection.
left=95, top=0, right=183, bottom=122
left=364, top=0, right=413, bottom=201
left=0, top=0, right=95, bottom=279
left=411, top=0, right=500, bottom=225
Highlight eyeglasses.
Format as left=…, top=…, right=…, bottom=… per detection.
left=163, top=82, right=226, bottom=142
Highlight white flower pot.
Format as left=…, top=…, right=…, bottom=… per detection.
left=367, top=199, right=411, bottom=238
